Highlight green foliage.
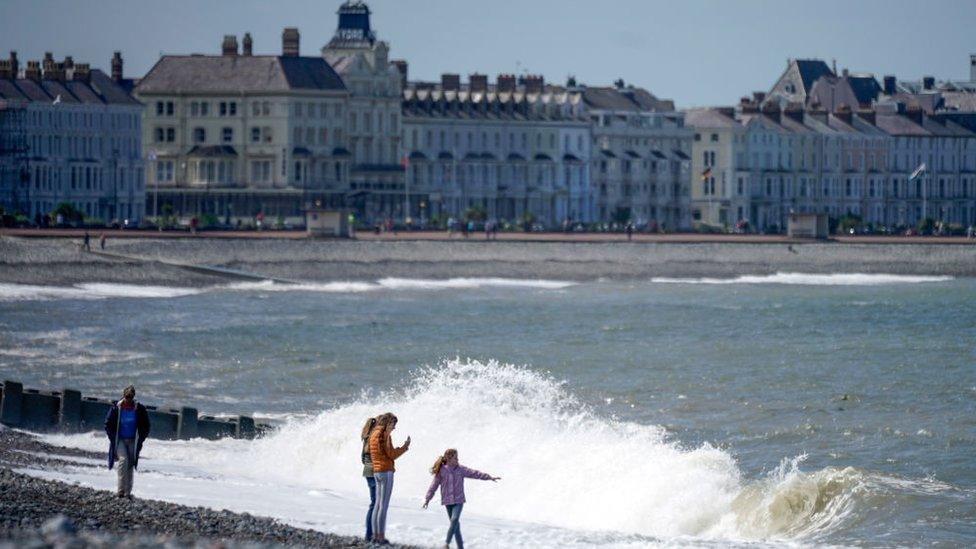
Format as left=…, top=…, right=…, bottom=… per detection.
left=836, top=214, right=863, bottom=234
left=200, top=213, right=220, bottom=228
left=52, top=202, right=83, bottom=223
left=917, top=217, right=935, bottom=235
left=464, top=205, right=487, bottom=222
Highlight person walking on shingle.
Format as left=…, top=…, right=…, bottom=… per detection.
left=104, top=385, right=151, bottom=498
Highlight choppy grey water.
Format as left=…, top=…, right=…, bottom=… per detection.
left=1, top=274, right=974, bottom=546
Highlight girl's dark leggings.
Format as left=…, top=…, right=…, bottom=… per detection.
left=445, top=503, right=464, bottom=548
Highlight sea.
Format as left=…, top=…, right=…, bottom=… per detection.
left=0, top=273, right=974, bottom=547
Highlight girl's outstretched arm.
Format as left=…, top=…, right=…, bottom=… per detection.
left=459, top=465, right=498, bottom=481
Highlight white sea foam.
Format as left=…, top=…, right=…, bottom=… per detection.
left=230, top=278, right=575, bottom=292
left=0, top=282, right=203, bottom=301
left=0, top=278, right=574, bottom=301
left=35, top=359, right=869, bottom=546
left=650, top=272, right=953, bottom=286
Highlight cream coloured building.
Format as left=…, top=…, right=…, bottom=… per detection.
left=136, top=30, right=350, bottom=223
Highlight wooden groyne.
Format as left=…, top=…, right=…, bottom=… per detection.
left=0, top=380, right=272, bottom=440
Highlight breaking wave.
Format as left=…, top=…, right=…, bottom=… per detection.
left=650, top=272, right=953, bottom=286
left=233, top=359, right=868, bottom=542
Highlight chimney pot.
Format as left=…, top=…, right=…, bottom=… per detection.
left=469, top=73, right=487, bottom=92
left=392, top=59, right=407, bottom=89
left=111, top=51, right=123, bottom=81
left=282, top=27, right=300, bottom=57
left=883, top=75, right=896, bottom=95
left=25, top=60, right=41, bottom=82
left=497, top=74, right=516, bottom=93
left=524, top=74, right=544, bottom=94
left=243, top=33, right=253, bottom=56
left=9, top=51, right=18, bottom=78
left=222, top=34, right=239, bottom=56
left=441, top=73, right=460, bottom=91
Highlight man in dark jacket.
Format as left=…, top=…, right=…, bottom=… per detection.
left=104, top=385, right=150, bottom=498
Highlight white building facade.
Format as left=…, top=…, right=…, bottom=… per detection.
left=0, top=51, right=144, bottom=222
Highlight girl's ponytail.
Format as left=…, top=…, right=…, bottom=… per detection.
left=430, top=448, right=458, bottom=476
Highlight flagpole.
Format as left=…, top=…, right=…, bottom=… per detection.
left=922, top=170, right=927, bottom=228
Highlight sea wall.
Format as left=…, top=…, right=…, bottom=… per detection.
left=2, top=237, right=976, bottom=286
left=0, top=380, right=267, bottom=440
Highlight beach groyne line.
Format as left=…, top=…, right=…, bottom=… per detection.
left=88, top=248, right=299, bottom=285
left=0, top=380, right=271, bottom=440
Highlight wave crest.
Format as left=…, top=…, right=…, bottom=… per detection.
left=247, top=358, right=866, bottom=542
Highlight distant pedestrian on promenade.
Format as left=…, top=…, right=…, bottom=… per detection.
left=360, top=416, right=379, bottom=541
left=447, top=217, right=456, bottom=238
left=369, top=412, right=410, bottom=544
left=626, top=223, right=634, bottom=241
left=104, top=385, right=151, bottom=499
left=99, top=233, right=107, bottom=250
left=423, top=449, right=499, bottom=549
left=484, top=220, right=492, bottom=241
left=83, top=231, right=91, bottom=252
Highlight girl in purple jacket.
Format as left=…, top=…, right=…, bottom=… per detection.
left=423, top=449, right=499, bottom=549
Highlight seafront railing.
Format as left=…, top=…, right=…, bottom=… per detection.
left=0, top=380, right=271, bottom=440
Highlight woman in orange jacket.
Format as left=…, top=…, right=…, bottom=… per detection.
left=368, top=412, right=410, bottom=544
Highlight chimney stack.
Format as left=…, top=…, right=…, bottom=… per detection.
left=834, top=104, right=853, bottom=125
left=9, top=51, right=18, bottom=78
left=752, top=91, right=766, bottom=104
left=441, top=73, right=460, bottom=91
left=392, top=59, right=408, bottom=88
left=42, top=52, right=54, bottom=75
left=497, top=74, right=516, bottom=93
left=43, top=61, right=65, bottom=82
left=0, top=60, right=11, bottom=80
left=883, top=75, right=896, bottom=95
left=25, top=60, right=41, bottom=81
left=282, top=27, right=300, bottom=57
left=857, top=109, right=876, bottom=126
left=905, top=103, right=924, bottom=125
left=784, top=102, right=804, bottom=123
left=761, top=102, right=782, bottom=124
left=524, top=74, right=544, bottom=94
left=63, top=56, right=74, bottom=70
left=242, top=32, right=253, bottom=56
left=222, top=34, right=239, bottom=56
left=469, top=73, right=487, bottom=92
left=111, top=51, right=123, bottom=81
left=73, top=62, right=91, bottom=83
left=922, top=76, right=935, bottom=91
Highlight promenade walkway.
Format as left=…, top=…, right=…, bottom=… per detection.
left=2, top=227, right=974, bottom=244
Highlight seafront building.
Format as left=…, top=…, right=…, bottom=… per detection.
left=401, top=73, right=593, bottom=225
left=583, top=84, right=692, bottom=229
left=321, top=0, right=407, bottom=221
left=686, top=58, right=976, bottom=231
left=0, top=51, right=144, bottom=222
left=135, top=30, right=350, bottom=223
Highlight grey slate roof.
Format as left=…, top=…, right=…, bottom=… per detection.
left=684, top=108, right=738, bottom=128
left=0, top=69, right=139, bottom=106
left=846, top=75, right=881, bottom=105
left=136, top=55, right=346, bottom=94
left=794, top=60, right=834, bottom=94
left=875, top=113, right=929, bottom=136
